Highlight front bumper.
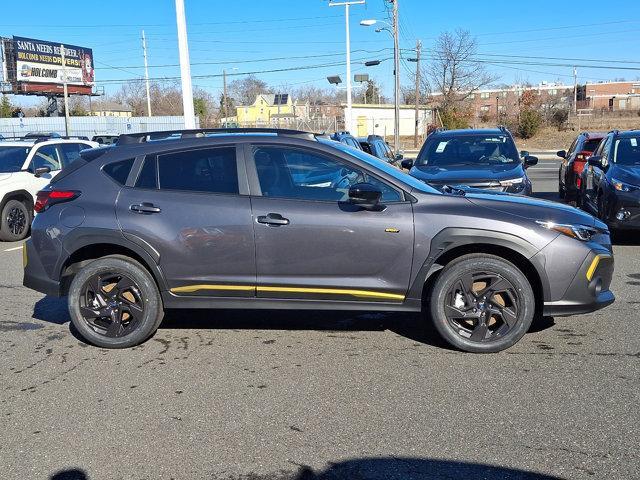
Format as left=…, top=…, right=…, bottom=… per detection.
left=604, top=191, right=640, bottom=230
left=22, top=239, right=62, bottom=296
left=543, top=250, right=614, bottom=316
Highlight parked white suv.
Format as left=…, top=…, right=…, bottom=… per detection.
left=0, top=136, right=97, bottom=241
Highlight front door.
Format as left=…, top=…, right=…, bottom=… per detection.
left=116, top=145, right=256, bottom=297
left=247, top=144, right=414, bottom=303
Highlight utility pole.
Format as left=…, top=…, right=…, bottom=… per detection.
left=141, top=30, right=152, bottom=117
left=391, top=0, right=400, bottom=154
left=222, top=69, right=228, bottom=125
left=413, top=39, right=421, bottom=148
left=60, top=44, right=70, bottom=136
left=175, top=0, right=195, bottom=129
left=573, top=66, right=578, bottom=115
left=329, top=0, right=365, bottom=134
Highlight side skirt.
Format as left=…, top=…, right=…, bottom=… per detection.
left=161, top=292, right=423, bottom=312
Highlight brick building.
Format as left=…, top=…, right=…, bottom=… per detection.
left=578, top=81, right=640, bottom=110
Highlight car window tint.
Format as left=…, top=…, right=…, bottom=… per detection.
left=253, top=146, right=401, bottom=202
left=136, top=157, right=158, bottom=189
left=584, top=139, right=602, bottom=152
left=31, top=145, right=62, bottom=171
left=613, top=137, right=640, bottom=165
left=103, top=158, right=134, bottom=185
left=158, top=147, right=238, bottom=194
left=60, top=143, right=85, bottom=166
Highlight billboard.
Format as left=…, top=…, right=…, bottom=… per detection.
left=13, top=36, right=94, bottom=86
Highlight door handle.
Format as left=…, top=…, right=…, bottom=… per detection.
left=257, top=213, right=290, bottom=226
left=130, top=202, right=161, bottom=214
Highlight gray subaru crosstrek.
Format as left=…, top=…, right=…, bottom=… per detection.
left=23, top=128, right=615, bottom=353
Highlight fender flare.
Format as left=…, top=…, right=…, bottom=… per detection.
left=406, top=227, right=547, bottom=301
left=0, top=189, right=35, bottom=212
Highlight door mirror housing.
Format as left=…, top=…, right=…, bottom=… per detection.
left=395, top=153, right=404, bottom=161
left=34, top=166, right=51, bottom=177
left=588, top=155, right=603, bottom=168
left=556, top=150, right=567, bottom=159
left=524, top=155, right=538, bottom=168
left=400, top=158, right=414, bottom=170
left=348, top=182, right=382, bottom=209
left=520, top=150, right=529, bottom=158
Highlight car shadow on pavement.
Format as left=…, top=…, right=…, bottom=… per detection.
left=48, top=458, right=563, bottom=479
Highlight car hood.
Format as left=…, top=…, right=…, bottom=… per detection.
left=410, top=163, right=525, bottom=184
left=0, top=173, right=13, bottom=182
left=610, top=165, right=640, bottom=185
left=464, top=191, right=599, bottom=227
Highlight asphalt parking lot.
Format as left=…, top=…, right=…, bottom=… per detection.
left=1, top=156, right=638, bottom=480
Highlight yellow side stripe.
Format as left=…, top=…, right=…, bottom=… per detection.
left=170, top=284, right=256, bottom=294
left=257, top=286, right=405, bottom=301
left=586, top=254, right=611, bottom=281
left=170, top=284, right=405, bottom=301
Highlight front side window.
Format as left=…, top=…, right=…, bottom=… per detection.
left=31, top=145, right=62, bottom=171
left=613, top=136, right=640, bottom=166
left=253, top=146, right=401, bottom=203
left=157, top=147, right=239, bottom=194
left=0, top=147, right=30, bottom=173
left=416, top=134, right=520, bottom=167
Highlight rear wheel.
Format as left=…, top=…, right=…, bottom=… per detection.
left=0, top=199, right=30, bottom=242
left=68, top=256, right=163, bottom=348
left=428, top=254, right=535, bottom=353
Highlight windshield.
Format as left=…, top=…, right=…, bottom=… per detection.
left=583, top=138, right=602, bottom=152
left=416, top=134, right=520, bottom=167
left=613, top=137, right=640, bottom=165
left=0, top=146, right=30, bottom=173
left=317, top=137, right=440, bottom=194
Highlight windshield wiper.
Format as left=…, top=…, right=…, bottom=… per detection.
left=441, top=185, right=466, bottom=196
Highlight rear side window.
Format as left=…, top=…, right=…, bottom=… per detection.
left=584, top=139, right=602, bottom=152
left=135, top=157, right=157, bottom=189
left=157, top=147, right=238, bottom=194
left=60, top=143, right=87, bottom=166
left=103, top=159, right=134, bottom=185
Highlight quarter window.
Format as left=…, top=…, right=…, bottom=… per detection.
left=157, top=147, right=239, bottom=194
left=103, top=159, right=135, bottom=185
left=253, top=146, right=401, bottom=203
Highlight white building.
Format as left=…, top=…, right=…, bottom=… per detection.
left=345, top=104, right=434, bottom=138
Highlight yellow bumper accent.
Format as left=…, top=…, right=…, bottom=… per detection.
left=170, top=284, right=405, bottom=301
left=586, top=254, right=610, bottom=281
left=22, top=244, right=28, bottom=268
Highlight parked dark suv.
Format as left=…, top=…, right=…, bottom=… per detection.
left=577, top=129, right=640, bottom=230
left=404, top=128, right=538, bottom=195
left=330, top=131, right=363, bottom=150
left=23, top=128, right=614, bottom=353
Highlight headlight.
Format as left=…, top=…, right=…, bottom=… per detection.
left=536, top=220, right=597, bottom=241
left=611, top=178, right=639, bottom=192
left=499, top=177, right=524, bottom=187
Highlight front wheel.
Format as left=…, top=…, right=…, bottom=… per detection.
left=68, top=255, right=164, bottom=348
left=0, top=199, right=30, bottom=241
left=428, top=254, right=535, bottom=353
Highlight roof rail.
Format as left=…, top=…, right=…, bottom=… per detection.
left=33, top=135, right=90, bottom=143
left=117, top=128, right=317, bottom=145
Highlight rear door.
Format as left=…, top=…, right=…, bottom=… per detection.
left=116, top=145, right=256, bottom=296
left=247, top=143, right=414, bottom=303
left=24, top=143, right=63, bottom=197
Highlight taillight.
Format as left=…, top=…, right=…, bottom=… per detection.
left=34, top=190, right=81, bottom=213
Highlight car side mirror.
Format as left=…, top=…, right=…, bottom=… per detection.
left=556, top=150, right=566, bottom=159
left=348, top=182, right=382, bottom=210
left=524, top=155, right=538, bottom=168
left=401, top=159, right=414, bottom=170
left=34, top=166, right=51, bottom=177
left=395, top=153, right=404, bottom=161
left=588, top=155, right=603, bottom=168
left=520, top=150, right=529, bottom=158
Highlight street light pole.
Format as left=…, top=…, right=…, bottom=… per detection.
left=391, top=0, right=400, bottom=154
left=141, top=30, right=152, bottom=117
left=329, top=0, right=365, bottom=133
left=223, top=69, right=228, bottom=124
left=410, top=40, right=421, bottom=148
left=175, top=0, right=195, bottom=129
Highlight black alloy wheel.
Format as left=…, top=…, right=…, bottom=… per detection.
left=443, top=272, right=518, bottom=343
left=79, top=272, right=145, bottom=338
left=7, top=206, right=27, bottom=237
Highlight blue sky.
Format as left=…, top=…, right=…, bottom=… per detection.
left=2, top=0, right=639, bottom=103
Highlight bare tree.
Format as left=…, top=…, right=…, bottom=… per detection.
left=229, top=75, right=272, bottom=106
left=428, top=29, right=497, bottom=109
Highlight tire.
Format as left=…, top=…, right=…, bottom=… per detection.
left=575, top=187, right=583, bottom=209
left=68, top=255, right=164, bottom=348
left=0, top=199, right=31, bottom=242
left=558, top=183, right=566, bottom=199
left=428, top=254, right=535, bottom=353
